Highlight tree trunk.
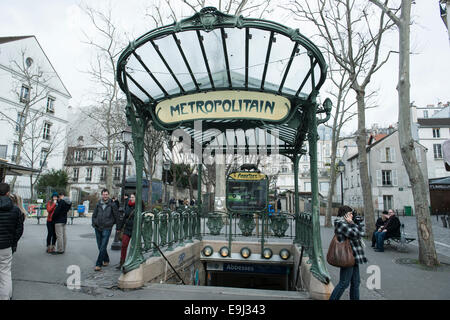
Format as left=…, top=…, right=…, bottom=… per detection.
left=325, top=143, right=337, bottom=227
left=354, top=88, right=376, bottom=236
left=396, top=1, right=439, bottom=266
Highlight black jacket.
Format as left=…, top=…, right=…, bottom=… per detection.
left=0, top=196, right=24, bottom=249
left=383, top=216, right=401, bottom=238
left=52, top=197, right=72, bottom=224
left=117, top=203, right=135, bottom=237
left=92, top=199, right=119, bottom=231
left=375, top=217, right=386, bottom=230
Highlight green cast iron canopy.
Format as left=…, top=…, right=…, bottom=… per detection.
left=117, top=7, right=330, bottom=156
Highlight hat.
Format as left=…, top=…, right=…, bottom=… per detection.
left=51, top=192, right=59, bottom=198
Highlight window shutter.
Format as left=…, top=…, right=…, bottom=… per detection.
left=376, top=170, right=382, bottom=186
left=392, top=170, right=398, bottom=186
left=391, top=147, right=396, bottom=162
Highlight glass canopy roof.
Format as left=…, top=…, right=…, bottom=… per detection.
left=117, top=7, right=329, bottom=156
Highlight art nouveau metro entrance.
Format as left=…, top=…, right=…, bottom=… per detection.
left=116, top=7, right=333, bottom=297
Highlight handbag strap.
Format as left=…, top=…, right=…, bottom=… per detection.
left=120, top=209, right=135, bottom=231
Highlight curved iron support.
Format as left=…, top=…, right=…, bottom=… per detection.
left=306, top=96, right=331, bottom=284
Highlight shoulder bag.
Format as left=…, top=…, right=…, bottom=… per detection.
left=118, top=209, right=135, bottom=241
left=326, top=234, right=355, bottom=268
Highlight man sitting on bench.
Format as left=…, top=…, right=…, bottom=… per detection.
left=372, top=211, right=389, bottom=248
left=374, top=209, right=401, bottom=252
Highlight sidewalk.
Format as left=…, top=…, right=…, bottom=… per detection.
left=10, top=216, right=450, bottom=300
left=322, top=216, right=450, bottom=300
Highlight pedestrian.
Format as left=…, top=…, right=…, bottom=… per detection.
left=112, top=196, right=120, bottom=210
left=51, top=192, right=72, bottom=255
left=0, top=183, right=24, bottom=300
left=92, top=189, right=119, bottom=271
left=9, top=194, right=27, bottom=221
left=116, top=193, right=137, bottom=270
left=45, top=192, right=58, bottom=253
left=329, top=205, right=367, bottom=300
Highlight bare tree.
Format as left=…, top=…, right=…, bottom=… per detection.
left=287, top=0, right=397, bottom=235
left=369, top=0, right=439, bottom=266
left=80, top=3, right=128, bottom=194
left=323, top=53, right=357, bottom=227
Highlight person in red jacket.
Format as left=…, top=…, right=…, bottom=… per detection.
left=45, top=192, right=58, bottom=253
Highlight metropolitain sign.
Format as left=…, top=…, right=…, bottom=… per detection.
left=155, top=90, right=291, bottom=125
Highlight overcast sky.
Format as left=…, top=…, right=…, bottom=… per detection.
left=1, top=0, right=449, bottom=134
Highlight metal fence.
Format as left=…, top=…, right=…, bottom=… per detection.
left=137, top=207, right=312, bottom=257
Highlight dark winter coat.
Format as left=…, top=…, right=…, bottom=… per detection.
left=0, top=196, right=24, bottom=250
left=92, top=199, right=119, bottom=231
left=382, top=215, right=401, bottom=238
left=52, top=198, right=72, bottom=224
left=117, top=202, right=135, bottom=237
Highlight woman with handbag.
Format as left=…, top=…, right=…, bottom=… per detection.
left=329, top=206, right=367, bottom=300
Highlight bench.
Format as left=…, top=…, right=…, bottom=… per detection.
left=384, top=224, right=415, bottom=250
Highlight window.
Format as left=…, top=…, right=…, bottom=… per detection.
left=382, top=170, right=392, bottom=186
left=320, top=182, right=329, bottom=193
left=304, top=182, right=311, bottom=192
left=433, top=144, right=442, bottom=159
left=113, top=167, right=121, bottom=181
left=73, top=168, right=79, bottom=181
left=42, top=122, right=51, bottom=140
left=40, top=148, right=48, bottom=167
left=101, top=150, right=108, bottom=161
left=0, top=145, right=7, bottom=159
left=87, top=150, right=94, bottom=161
left=86, top=168, right=92, bottom=181
left=281, top=166, right=288, bottom=173
left=423, top=110, right=428, bottom=118
left=432, top=128, right=440, bottom=138
left=377, top=170, right=398, bottom=186
left=46, top=96, right=55, bottom=113
left=100, top=167, right=106, bottom=181
left=383, top=195, right=393, bottom=211
left=74, top=150, right=82, bottom=162
left=16, top=113, right=25, bottom=132
left=115, top=149, right=122, bottom=161
left=381, top=147, right=396, bottom=162
left=20, top=85, right=30, bottom=103
left=11, top=142, right=19, bottom=162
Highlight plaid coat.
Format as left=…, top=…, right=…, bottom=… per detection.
left=334, top=217, right=368, bottom=265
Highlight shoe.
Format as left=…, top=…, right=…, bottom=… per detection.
left=374, top=249, right=384, bottom=252
left=102, top=262, right=109, bottom=267
left=94, top=266, right=102, bottom=271
left=46, top=246, right=51, bottom=253
left=116, top=263, right=123, bottom=270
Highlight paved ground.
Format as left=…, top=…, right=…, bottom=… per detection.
left=9, top=215, right=450, bottom=300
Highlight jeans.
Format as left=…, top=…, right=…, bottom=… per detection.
left=329, top=263, right=360, bottom=300
left=0, top=248, right=13, bottom=300
left=95, top=228, right=112, bottom=267
left=120, top=234, right=131, bottom=264
left=46, top=221, right=57, bottom=247
left=375, top=231, right=387, bottom=251
left=54, top=223, right=66, bottom=253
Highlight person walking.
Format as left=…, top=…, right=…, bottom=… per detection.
left=51, top=192, right=72, bottom=255
left=329, top=205, right=367, bottom=300
left=116, top=193, right=137, bottom=270
left=0, top=183, right=24, bottom=300
left=45, top=192, right=58, bottom=253
left=92, top=189, right=119, bottom=271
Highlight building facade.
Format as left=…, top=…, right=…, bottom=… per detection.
left=412, top=102, right=450, bottom=179
left=342, top=130, right=429, bottom=213
left=0, top=36, right=71, bottom=200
